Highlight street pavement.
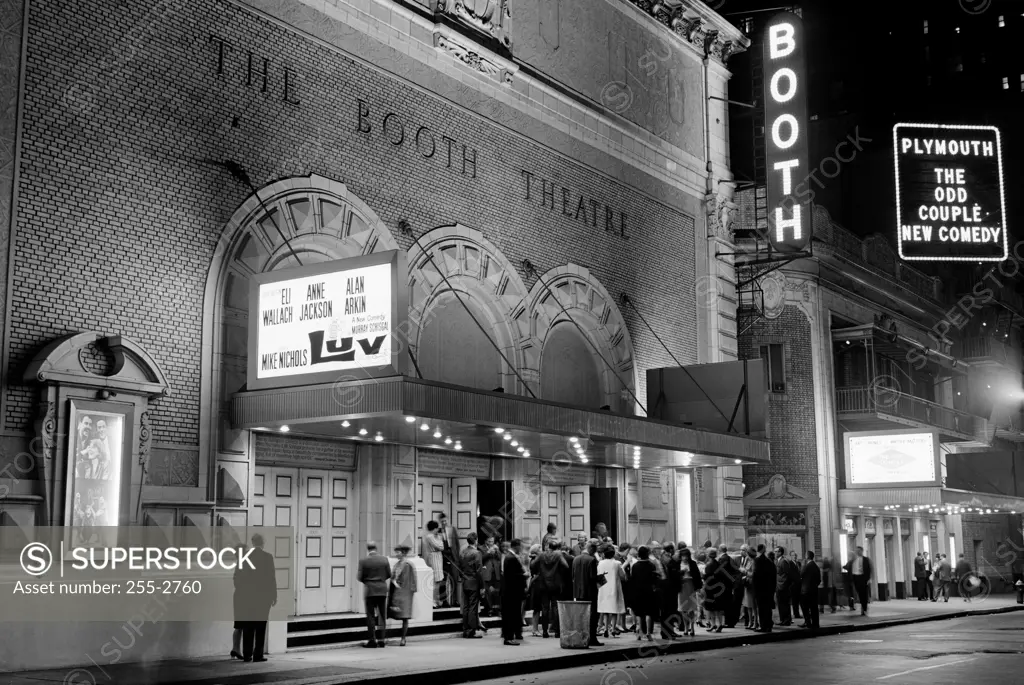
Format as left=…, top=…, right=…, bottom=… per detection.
left=470, top=610, right=1024, bottom=685
left=3, top=597, right=1021, bottom=685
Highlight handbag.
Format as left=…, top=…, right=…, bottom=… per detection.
left=596, top=571, right=608, bottom=588
left=386, top=583, right=401, bottom=619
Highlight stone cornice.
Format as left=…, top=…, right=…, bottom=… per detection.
left=621, top=0, right=751, bottom=66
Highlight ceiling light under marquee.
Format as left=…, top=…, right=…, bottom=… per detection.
left=511, top=440, right=519, bottom=447
left=280, top=426, right=290, bottom=433
left=495, top=428, right=505, bottom=434
left=341, top=420, right=351, bottom=428
left=433, top=428, right=442, bottom=438
left=444, top=437, right=452, bottom=445
left=503, top=433, right=512, bottom=441
left=517, top=446, right=524, bottom=453
left=570, top=437, right=579, bottom=443
left=406, top=416, right=416, bottom=423
left=359, top=428, right=368, bottom=436
left=374, top=432, right=384, bottom=442
left=523, top=450, right=531, bottom=457
left=454, top=441, right=462, bottom=450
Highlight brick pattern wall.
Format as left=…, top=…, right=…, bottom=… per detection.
left=7, top=0, right=700, bottom=445
left=961, top=513, right=1017, bottom=590
left=739, top=304, right=821, bottom=550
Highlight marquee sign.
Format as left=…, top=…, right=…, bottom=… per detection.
left=247, top=250, right=407, bottom=390
left=844, top=429, right=941, bottom=489
left=893, top=123, right=1007, bottom=262
left=763, top=12, right=810, bottom=253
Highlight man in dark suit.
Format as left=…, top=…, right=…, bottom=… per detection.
left=531, top=538, right=570, bottom=638
left=753, top=544, right=777, bottom=633
left=774, top=546, right=792, bottom=626
left=500, top=539, right=526, bottom=645
left=799, top=551, right=821, bottom=630
left=718, top=545, right=740, bottom=628
left=571, top=540, right=603, bottom=647
left=923, top=552, right=935, bottom=601
left=357, top=541, right=392, bottom=648
left=438, top=513, right=461, bottom=608
left=460, top=532, right=485, bottom=638
left=913, top=552, right=928, bottom=600
left=239, top=533, right=277, bottom=662
left=850, top=546, right=873, bottom=615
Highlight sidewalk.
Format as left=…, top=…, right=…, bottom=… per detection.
left=8, top=596, right=1022, bottom=685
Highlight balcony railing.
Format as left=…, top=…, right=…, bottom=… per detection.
left=836, top=386, right=985, bottom=438
left=955, top=336, right=1019, bottom=367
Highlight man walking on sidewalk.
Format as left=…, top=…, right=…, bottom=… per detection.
left=851, top=546, right=873, bottom=616
left=357, top=541, right=392, bottom=648
left=571, top=539, right=603, bottom=647
left=775, top=546, right=792, bottom=626
left=955, top=554, right=975, bottom=602
left=460, top=532, right=485, bottom=638
left=799, top=551, right=821, bottom=630
left=753, top=544, right=776, bottom=633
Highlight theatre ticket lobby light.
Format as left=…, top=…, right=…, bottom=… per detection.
left=231, top=375, right=769, bottom=468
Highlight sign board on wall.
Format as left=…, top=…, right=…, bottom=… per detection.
left=247, top=251, right=407, bottom=390
left=418, top=452, right=491, bottom=479
left=893, top=123, right=1007, bottom=261
left=844, top=430, right=940, bottom=488
left=763, top=12, right=810, bottom=254
left=883, top=519, right=894, bottom=536
left=254, top=433, right=356, bottom=470
left=844, top=517, right=856, bottom=534
left=864, top=518, right=876, bottom=536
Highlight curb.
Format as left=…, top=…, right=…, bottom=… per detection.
left=330, top=604, right=1024, bottom=685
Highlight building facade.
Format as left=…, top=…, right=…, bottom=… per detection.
left=735, top=192, right=1024, bottom=602
left=0, top=0, right=764, bottom=670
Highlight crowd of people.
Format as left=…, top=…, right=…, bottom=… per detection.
left=352, top=519, right=984, bottom=648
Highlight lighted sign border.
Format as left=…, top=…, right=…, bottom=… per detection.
left=893, top=122, right=1008, bottom=263
left=843, top=429, right=941, bottom=490
left=763, top=12, right=811, bottom=254
left=245, top=249, right=408, bottom=391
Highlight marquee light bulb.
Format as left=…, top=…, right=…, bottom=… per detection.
left=444, top=437, right=452, bottom=445
left=523, top=451, right=530, bottom=458
left=358, top=427, right=368, bottom=436
left=503, top=433, right=512, bottom=441
left=280, top=426, right=290, bottom=433
left=374, top=432, right=384, bottom=442
left=341, top=420, right=350, bottom=428
left=405, top=416, right=416, bottom=423
left=495, top=428, right=505, bottom=434
left=511, top=440, right=518, bottom=447
left=454, top=441, right=462, bottom=450
left=433, top=428, right=442, bottom=438
left=420, top=423, right=429, bottom=431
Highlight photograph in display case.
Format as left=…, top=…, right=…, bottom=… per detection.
left=66, top=400, right=131, bottom=545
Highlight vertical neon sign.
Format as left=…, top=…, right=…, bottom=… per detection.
left=763, top=12, right=810, bottom=253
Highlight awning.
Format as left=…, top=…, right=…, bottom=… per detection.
left=838, top=487, right=1024, bottom=513
left=230, top=375, right=770, bottom=469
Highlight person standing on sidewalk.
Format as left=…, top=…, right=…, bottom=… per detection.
left=531, top=538, right=569, bottom=638
left=788, top=551, right=803, bottom=621
left=387, top=544, right=417, bottom=646
left=357, top=541, right=392, bottom=648
left=459, top=532, right=485, bottom=638
left=955, top=554, right=975, bottom=602
left=935, top=553, right=952, bottom=602
left=718, top=545, right=739, bottom=628
left=925, top=552, right=936, bottom=601
left=500, top=539, right=526, bottom=645
left=799, top=551, right=821, bottom=630
left=774, top=546, right=793, bottom=626
left=850, top=546, right=873, bottom=615
left=238, top=534, right=277, bottom=662
left=914, top=552, right=928, bottom=600
left=753, top=544, right=776, bottom=633
left=573, top=540, right=604, bottom=646
left=439, top=513, right=461, bottom=608
left=740, top=545, right=758, bottom=630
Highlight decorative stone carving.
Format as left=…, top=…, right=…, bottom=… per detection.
left=35, top=401, right=56, bottom=465
left=434, top=32, right=509, bottom=83
left=438, top=0, right=512, bottom=50
left=705, top=193, right=737, bottom=241
left=138, top=412, right=152, bottom=468
left=761, top=271, right=787, bottom=320
left=766, top=474, right=795, bottom=499
left=627, top=1, right=745, bottom=66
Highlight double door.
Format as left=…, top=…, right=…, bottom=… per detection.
left=541, top=485, right=590, bottom=545
left=253, top=466, right=354, bottom=616
left=417, top=476, right=477, bottom=555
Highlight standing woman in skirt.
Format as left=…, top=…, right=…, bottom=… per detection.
left=675, top=547, right=702, bottom=636
left=387, top=544, right=417, bottom=645
left=422, top=521, right=445, bottom=608
left=741, top=546, right=759, bottom=630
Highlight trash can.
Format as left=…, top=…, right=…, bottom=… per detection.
left=556, top=600, right=591, bottom=649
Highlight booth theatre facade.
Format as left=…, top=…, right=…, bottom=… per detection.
left=0, top=0, right=762, bottom=668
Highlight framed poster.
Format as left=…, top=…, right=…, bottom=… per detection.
left=66, top=399, right=134, bottom=543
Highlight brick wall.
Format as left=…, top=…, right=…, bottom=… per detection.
left=6, top=0, right=700, bottom=446
left=739, top=304, right=821, bottom=550
left=961, top=513, right=1018, bottom=591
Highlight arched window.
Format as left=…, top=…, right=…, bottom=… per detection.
left=540, top=324, right=603, bottom=408
left=418, top=292, right=501, bottom=390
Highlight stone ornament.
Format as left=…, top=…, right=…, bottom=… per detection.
left=761, top=270, right=787, bottom=320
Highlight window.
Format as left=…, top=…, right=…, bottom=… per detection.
left=923, top=19, right=928, bottom=34
left=760, top=344, right=786, bottom=394
left=1003, top=76, right=1010, bottom=90
left=998, top=15, right=1005, bottom=28
left=741, top=17, right=754, bottom=34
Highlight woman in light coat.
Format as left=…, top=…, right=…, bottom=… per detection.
left=597, top=545, right=627, bottom=637
left=422, top=521, right=445, bottom=608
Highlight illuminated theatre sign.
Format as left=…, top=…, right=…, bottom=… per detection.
left=247, top=250, right=407, bottom=390
left=844, top=430, right=940, bottom=489
left=894, top=123, right=1007, bottom=262
left=763, top=12, right=810, bottom=254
